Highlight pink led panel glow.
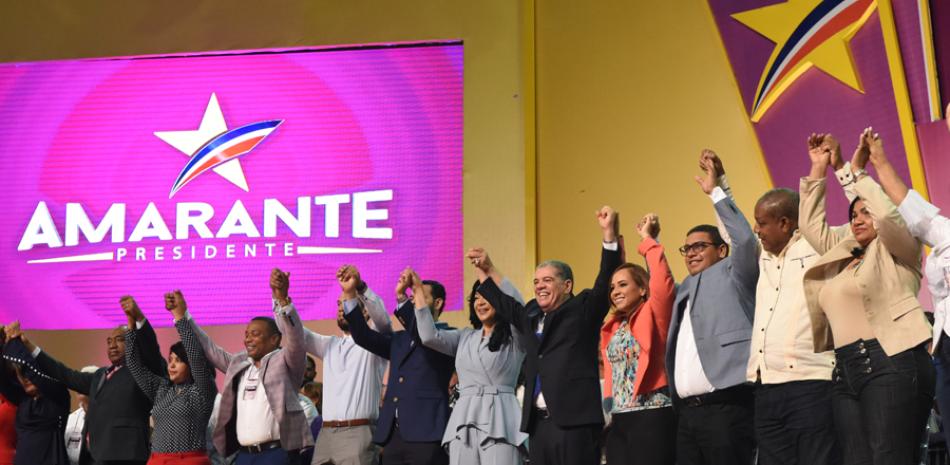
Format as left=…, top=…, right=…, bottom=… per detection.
left=0, top=42, right=463, bottom=329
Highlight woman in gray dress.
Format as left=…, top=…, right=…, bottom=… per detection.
left=412, top=256, right=528, bottom=465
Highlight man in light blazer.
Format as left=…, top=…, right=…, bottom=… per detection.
left=665, top=153, right=759, bottom=465
left=189, top=268, right=311, bottom=465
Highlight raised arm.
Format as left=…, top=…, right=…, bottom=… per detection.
left=695, top=155, right=759, bottom=302
left=343, top=298, right=392, bottom=359
left=184, top=314, right=234, bottom=374
left=270, top=268, right=307, bottom=385
left=362, top=287, right=392, bottom=334
left=800, top=134, right=850, bottom=254
left=843, top=131, right=921, bottom=269
left=588, top=206, right=624, bottom=325
left=636, top=215, right=675, bottom=340
left=167, top=291, right=216, bottom=411
left=468, top=251, right=532, bottom=335
left=406, top=268, right=462, bottom=356
left=123, top=326, right=163, bottom=402
left=24, top=323, right=96, bottom=395
left=1, top=325, right=67, bottom=405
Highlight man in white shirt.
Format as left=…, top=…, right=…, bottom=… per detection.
left=190, top=268, right=311, bottom=465
left=304, top=264, right=391, bottom=465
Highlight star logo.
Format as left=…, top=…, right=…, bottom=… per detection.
left=733, top=0, right=877, bottom=122
left=155, top=93, right=282, bottom=197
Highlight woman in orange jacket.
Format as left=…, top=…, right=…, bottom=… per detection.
left=599, top=213, right=676, bottom=465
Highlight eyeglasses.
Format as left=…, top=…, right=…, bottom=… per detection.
left=678, top=241, right=715, bottom=256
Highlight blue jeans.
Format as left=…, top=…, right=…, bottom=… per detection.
left=831, top=339, right=934, bottom=465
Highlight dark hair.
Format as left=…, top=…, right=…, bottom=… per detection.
left=848, top=196, right=863, bottom=221
left=468, top=280, right=513, bottom=352
left=422, top=280, right=447, bottom=312
left=169, top=342, right=190, bottom=367
left=536, top=260, right=574, bottom=282
left=756, top=188, right=799, bottom=224
left=686, top=224, right=726, bottom=247
left=612, top=263, right=650, bottom=301
left=250, top=316, right=281, bottom=342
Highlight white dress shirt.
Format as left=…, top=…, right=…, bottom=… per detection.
left=898, top=189, right=950, bottom=348
left=64, top=407, right=85, bottom=465
left=674, top=300, right=717, bottom=398
left=236, top=354, right=281, bottom=445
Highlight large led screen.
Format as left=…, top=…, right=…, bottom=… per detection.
left=0, top=42, right=463, bottom=329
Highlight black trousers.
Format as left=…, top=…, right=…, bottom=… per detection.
left=832, top=339, right=934, bottom=465
left=676, top=385, right=755, bottom=465
left=605, top=407, right=676, bottom=465
left=528, top=411, right=601, bottom=465
left=933, top=332, right=950, bottom=453
left=381, top=423, right=447, bottom=465
left=754, top=380, right=840, bottom=465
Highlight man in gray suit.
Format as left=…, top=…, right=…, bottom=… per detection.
left=189, top=268, right=311, bottom=465
left=666, top=152, right=759, bottom=465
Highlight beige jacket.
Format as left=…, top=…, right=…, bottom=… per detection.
left=747, top=232, right=835, bottom=383
left=799, top=175, right=931, bottom=356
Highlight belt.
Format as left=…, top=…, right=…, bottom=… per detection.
left=238, top=440, right=282, bottom=454
left=459, top=385, right=515, bottom=396
left=323, top=418, right=371, bottom=428
left=680, top=385, right=752, bottom=408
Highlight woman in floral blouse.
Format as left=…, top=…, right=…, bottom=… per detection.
left=599, top=213, right=676, bottom=465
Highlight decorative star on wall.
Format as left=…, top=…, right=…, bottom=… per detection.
left=733, top=0, right=877, bottom=122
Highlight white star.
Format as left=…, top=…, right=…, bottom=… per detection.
left=154, top=93, right=250, bottom=192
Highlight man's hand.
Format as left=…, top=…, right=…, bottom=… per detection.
left=866, top=129, right=886, bottom=168
left=338, top=264, right=360, bottom=300
left=395, top=268, right=413, bottom=303
left=637, top=213, right=660, bottom=240
left=5, top=321, right=21, bottom=340
left=597, top=206, right=618, bottom=243
left=407, top=268, right=428, bottom=310
left=694, top=154, right=717, bottom=195
left=807, top=133, right=831, bottom=179
left=270, top=268, right=291, bottom=306
left=851, top=127, right=873, bottom=172
left=465, top=247, right=495, bottom=281
left=164, top=290, right=187, bottom=321
left=119, top=296, right=144, bottom=328
left=700, top=149, right=725, bottom=178
left=820, top=134, right=844, bottom=171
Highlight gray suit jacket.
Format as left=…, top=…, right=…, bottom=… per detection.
left=189, top=303, right=310, bottom=456
left=666, top=195, right=759, bottom=397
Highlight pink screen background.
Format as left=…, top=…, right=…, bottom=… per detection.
left=0, top=43, right=463, bottom=329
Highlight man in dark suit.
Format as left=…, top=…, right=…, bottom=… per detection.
left=344, top=268, right=455, bottom=465
left=474, top=206, right=621, bottom=465
left=26, top=297, right=165, bottom=465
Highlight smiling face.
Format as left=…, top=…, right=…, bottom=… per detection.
left=534, top=265, right=573, bottom=313
left=683, top=231, right=728, bottom=276
left=106, top=327, right=126, bottom=365
left=850, top=199, right=878, bottom=247
left=472, top=293, right=497, bottom=327
left=244, top=320, right=280, bottom=362
left=610, top=268, right=646, bottom=314
left=166, top=350, right=191, bottom=385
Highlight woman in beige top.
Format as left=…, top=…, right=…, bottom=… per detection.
left=799, top=129, right=933, bottom=465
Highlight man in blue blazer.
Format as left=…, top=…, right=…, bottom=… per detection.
left=344, top=268, right=455, bottom=465
left=665, top=152, right=759, bottom=465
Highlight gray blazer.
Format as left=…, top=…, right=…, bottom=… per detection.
left=189, top=303, right=311, bottom=456
left=666, top=195, right=759, bottom=396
